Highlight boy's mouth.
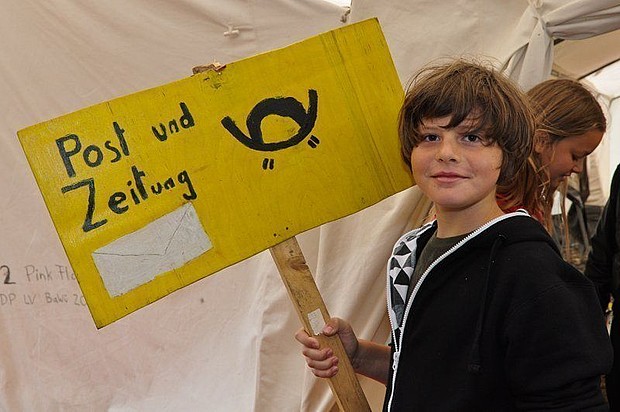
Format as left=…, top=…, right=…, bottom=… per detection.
left=432, top=172, right=466, bottom=183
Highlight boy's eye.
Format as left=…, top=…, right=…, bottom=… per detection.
left=463, top=134, right=482, bottom=143
left=423, top=134, right=440, bottom=142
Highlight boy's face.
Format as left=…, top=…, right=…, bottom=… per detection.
left=411, top=115, right=503, bottom=214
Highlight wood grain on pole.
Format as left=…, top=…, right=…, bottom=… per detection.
left=270, top=237, right=371, bottom=412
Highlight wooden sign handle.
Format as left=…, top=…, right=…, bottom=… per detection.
left=190, top=65, right=369, bottom=410
left=270, top=237, right=371, bottom=412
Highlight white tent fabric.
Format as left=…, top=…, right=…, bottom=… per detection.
left=587, top=65, right=620, bottom=183
left=606, top=99, right=620, bottom=188
left=349, top=0, right=619, bottom=192
left=504, top=0, right=620, bottom=91
left=0, top=2, right=353, bottom=411
left=1, top=1, right=618, bottom=411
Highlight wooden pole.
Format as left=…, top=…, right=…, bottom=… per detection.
left=191, top=65, right=370, bottom=411
left=270, top=237, right=371, bottom=412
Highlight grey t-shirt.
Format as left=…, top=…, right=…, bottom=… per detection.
left=406, top=231, right=469, bottom=302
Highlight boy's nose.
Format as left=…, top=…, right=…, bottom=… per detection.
left=435, top=140, right=458, bottom=162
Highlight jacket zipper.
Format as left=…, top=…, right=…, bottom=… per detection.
left=385, top=210, right=528, bottom=411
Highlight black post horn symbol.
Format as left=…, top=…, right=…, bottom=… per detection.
left=221, top=89, right=318, bottom=153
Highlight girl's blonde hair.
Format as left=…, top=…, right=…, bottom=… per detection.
left=499, top=78, right=607, bottom=227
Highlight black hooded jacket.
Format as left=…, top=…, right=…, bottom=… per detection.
left=384, top=211, right=612, bottom=411
left=586, top=164, right=620, bottom=312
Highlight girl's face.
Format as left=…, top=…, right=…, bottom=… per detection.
left=536, top=129, right=604, bottom=192
left=411, top=115, right=503, bottom=215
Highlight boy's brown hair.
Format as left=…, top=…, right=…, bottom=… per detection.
left=398, top=59, right=535, bottom=188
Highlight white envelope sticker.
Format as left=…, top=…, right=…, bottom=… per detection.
left=92, top=203, right=212, bottom=297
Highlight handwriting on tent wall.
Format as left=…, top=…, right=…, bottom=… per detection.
left=18, top=18, right=412, bottom=327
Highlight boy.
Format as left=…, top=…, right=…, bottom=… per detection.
left=295, top=60, right=612, bottom=410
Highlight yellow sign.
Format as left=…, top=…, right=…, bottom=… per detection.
left=18, top=18, right=413, bottom=327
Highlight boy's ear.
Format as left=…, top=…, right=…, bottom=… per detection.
left=533, top=131, right=551, bottom=155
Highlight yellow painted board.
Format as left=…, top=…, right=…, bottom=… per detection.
left=18, top=18, right=413, bottom=327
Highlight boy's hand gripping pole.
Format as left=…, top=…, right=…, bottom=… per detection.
left=270, top=237, right=371, bottom=412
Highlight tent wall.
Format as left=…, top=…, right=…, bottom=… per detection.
left=1, top=1, right=618, bottom=411
left=0, top=2, right=349, bottom=411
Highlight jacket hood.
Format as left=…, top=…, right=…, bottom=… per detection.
left=462, top=212, right=559, bottom=256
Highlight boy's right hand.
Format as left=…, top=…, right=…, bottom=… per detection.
left=294, top=317, right=359, bottom=378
